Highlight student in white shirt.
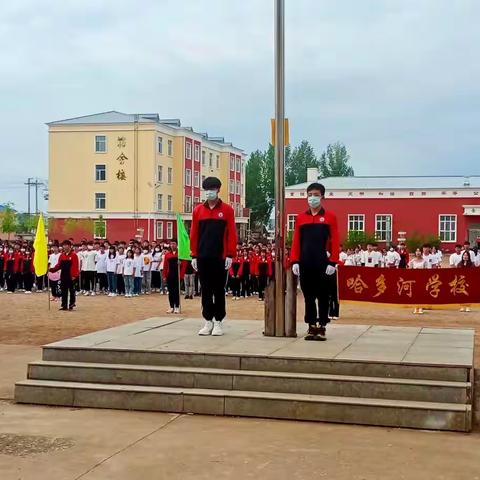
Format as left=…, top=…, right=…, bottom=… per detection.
left=106, top=246, right=119, bottom=296
left=408, top=248, right=428, bottom=315
left=339, top=245, right=348, bottom=264
left=449, top=244, right=463, bottom=267
left=83, top=243, right=98, bottom=295
left=78, top=244, right=88, bottom=293
left=422, top=244, right=436, bottom=269
left=385, top=247, right=401, bottom=268
left=361, top=244, right=378, bottom=267
left=431, top=246, right=443, bottom=268
left=116, top=247, right=126, bottom=295
left=123, top=249, right=135, bottom=297
left=133, top=247, right=143, bottom=296
left=461, top=241, right=476, bottom=263
left=151, top=246, right=162, bottom=292
left=142, top=247, right=153, bottom=294
left=47, top=244, right=61, bottom=301
left=95, top=245, right=108, bottom=294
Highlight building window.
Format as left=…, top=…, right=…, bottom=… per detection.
left=229, top=180, right=234, bottom=194
left=167, top=195, right=172, bottom=212
left=194, top=171, right=200, bottom=188
left=209, top=153, right=213, bottom=168
left=185, top=142, right=192, bottom=159
left=236, top=158, right=241, bottom=172
left=168, top=167, right=173, bottom=184
left=157, top=165, right=163, bottom=183
left=157, top=194, right=163, bottom=211
left=439, top=215, right=457, bottom=242
left=95, top=135, right=106, bottom=153
left=185, top=168, right=192, bottom=186
left=95, top=193, right=106, bottom=210
left=216, top=155, right=219, bottom=169
left=168, top=140, right=173, bottom=156
left=194, top=145, right=200, bottom=162
left=348, top=214, right=365, bottom=232
left=166, top=221, right=173, bottom=239
left=194, top=196, right=200, bottom=206
left=287, top=214, right=297, bottom=231
left=156, top=221, right=163, bottom=240
left=202, top=150, right=206, bottom=165
left=157, top=137, right=163, bottom=154
left=95, top=164, right=106, bottom=182
left=94, top=220, right=107, bottom=239
left=185, top=195, right=192, bottom=213
left=230, top=156, right=235, bottom=171
left=375, top=215, right=392, bottom=242
left=236, top=182, right=241, bottom=195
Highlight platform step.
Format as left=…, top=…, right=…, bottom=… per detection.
left=42, top=347, right=471, bottom=382
left=14, top=379, right=471, bottom=432
left=27, top=361, right=471, bottom=404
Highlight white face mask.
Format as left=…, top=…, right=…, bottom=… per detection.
left=88, top=246, right=93, bottom=250
left=307, top=196, right=321, bottom=208
left=205, top=190, right=218, bottom=201
left=143, top=250, right=148, bottom=254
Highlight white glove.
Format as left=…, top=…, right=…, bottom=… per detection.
left=326, top=265, right=336, bottom=276
left=225, top=257, right=233, bottom=270
left=292, top=264, right=300, bottom=276
left=191, top=258, right=198, bottom=271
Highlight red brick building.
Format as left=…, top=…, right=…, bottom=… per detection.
left=285, top=171, right=480, bottom=250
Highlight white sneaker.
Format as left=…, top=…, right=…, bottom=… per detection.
left=166, top=308, right=174, bottom=314
left=198, top=320, right=214, bottom=336
left=174, top=307, right=180, bottom=314
left=90, top=292, right=96, bottom=296
left=465, top=307, right=471, bottom=312
left=83, top=292, right=89, bottom=296
left=211, top=320, right=224, bottom=336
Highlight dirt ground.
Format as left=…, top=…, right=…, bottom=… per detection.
left=1, top=291, right=478, bottom=364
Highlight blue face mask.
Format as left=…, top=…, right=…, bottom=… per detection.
left=205, top=190, right=218, bottom=201
left=307, top=196, right=321, bottom=208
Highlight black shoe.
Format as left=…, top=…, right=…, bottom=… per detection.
left=304, top=325, right=319, bottom=341
left=59, top=307, right=67, bottom=311
left=69, top=305, right=75, bottom=310
left=317, top=326, right=327, bottom=341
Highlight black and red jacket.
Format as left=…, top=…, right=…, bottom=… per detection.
left=229, top=256, right=243, bottom=277
left=190, top=200, right=237, bottom=260
left=4, top=252, right=22, bottom=273
left=50, top=251, right=79, bottom=280
left=163, top=251, right=178, bottom=279
left=290, top=208, right=339, bottom=268
left=253, top=256, right=273, bottom=277
left=22, top=254, right=35, bottom=274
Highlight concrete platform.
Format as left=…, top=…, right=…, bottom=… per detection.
left=15, top=318, right=475, bottom=431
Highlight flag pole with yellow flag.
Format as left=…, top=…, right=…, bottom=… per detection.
left=33, top=214, right=49, bottom=310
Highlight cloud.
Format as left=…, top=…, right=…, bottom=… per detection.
left=1, top=0, right=480, bottom=209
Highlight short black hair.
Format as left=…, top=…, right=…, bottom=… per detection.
left=202, top=176, right=222, bottom=190
left=306, top=182, right=325, bottom=196
left=62, top=240, right=72, bottom=246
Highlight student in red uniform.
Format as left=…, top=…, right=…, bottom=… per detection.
left=4, top=246, right=20, bottom=293
left=255, top=249, right=272, bottom=301
left=49, top=240, right=79, bottom=311
left=291, top=182, right=339, bottom=341
left=163, top=242, right=180, bottom=314
left=22, top=247, right=35, bottom=293
left=229, top=254, right=243, bottom=300
left=190, top=177, right=237, bottom=336
left=239, top=249, right=251, bottom=298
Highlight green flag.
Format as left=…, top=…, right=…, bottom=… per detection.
left=176, top=214, right=191, bottom=260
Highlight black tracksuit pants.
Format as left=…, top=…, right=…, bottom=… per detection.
left=299, top=265, right=330, bottom=326
left=61, top=279, right=76, bottom=309
left=197, top=258, right=227, bottom=321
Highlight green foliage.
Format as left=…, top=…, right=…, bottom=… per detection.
left=16, top=213, right=38, bottom=234
left=94, top=216, right=107, bottom=239
left=246, top=147, right=275, bottom=230
left=285, top=229, right=294, bottom=248
left=63, top=218, right=94, bottom=237
left=343, top=231, right=377, bottom=249
left=319, top=142, right=354, bottom=177
left=406, top=232, right=442, bottom=252
left=0, top=203, right=17, bottom=239
left=285, top=140, right=319, bottom=186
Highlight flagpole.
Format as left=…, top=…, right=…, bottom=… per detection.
left=47, top=275, right=51, bottom=311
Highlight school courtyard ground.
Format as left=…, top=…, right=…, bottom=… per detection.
left=1, top=293, right=480, bottom=479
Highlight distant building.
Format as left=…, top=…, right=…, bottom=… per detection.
left=47, top=111, right=248, bottom=242
left=285, top=169, right=480, bottom=250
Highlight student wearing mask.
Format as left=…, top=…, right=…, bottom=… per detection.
left=4, top=246, right=21, bottom=293
left=116, top=246, right=126, bottom=296
left=122, top=249, right=135, bottom=297
left=22, top=248, right=35, bottom=293
left=190, top=177, right=237, bottom=336
left=49, top=240, right=79, bottom=311
left=133, top=247, right=143, bottom=296
left=142, top=246, right=153, bottom=294
left=95, top=244, right=108, bottom=294
left=151, top=245, right=162, bottom=292
left=84, top=242, right=97, bottom=295
left=291, top=182, right=339, bottom=341
left=163, top=242, right=180, bottom=313
left=48, top=244, right=61, bottom=302
left=106, top=246, right=118, bottom=296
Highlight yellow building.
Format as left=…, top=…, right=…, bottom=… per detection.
left=47, top=111, right=248, bottom=242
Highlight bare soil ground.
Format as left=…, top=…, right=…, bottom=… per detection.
left=1, top=290, right=478, bottom=364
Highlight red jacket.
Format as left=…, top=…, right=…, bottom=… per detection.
left=253, top=256, right=273, bottom=276
left=4, top=252, right=23, bottom=273
left=163, top=251, right=178, bottom=279
left=229, top=256, right=243, bottom=277
left=22, top=254, right=35, bottom=274
left=290, top=208, right=339, bottom=266
left=50, top=251, right=79, bottom=279
left=190, top=199, right=237, bottom=259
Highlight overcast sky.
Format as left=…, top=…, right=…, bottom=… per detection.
left=1, top=0, right=480, bottom=211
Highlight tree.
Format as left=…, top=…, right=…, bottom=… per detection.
left=246, top=147, right=274, bottom=230
left=16, top=213, right=38, bottom=234
left=285, top=140, right=319, bottom=186
left=0, top=203, right=18, bottom=240
left=319, top=142, right=354, bottom=177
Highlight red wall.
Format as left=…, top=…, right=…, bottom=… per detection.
left=286, top=196, right=480, bottom=249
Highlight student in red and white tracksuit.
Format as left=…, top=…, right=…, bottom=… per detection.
left=190, top=177, right=237, bottom=336
left=50, top=240, right=79, bottom=311
left=254, top=251, right=273, bottom=301
left=291, top=182, right=339, bottom=341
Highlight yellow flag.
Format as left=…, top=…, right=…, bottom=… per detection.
left=33, top=214, right=48, bottom=276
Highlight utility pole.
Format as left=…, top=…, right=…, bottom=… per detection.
left=25, top=178, right=44, bottom=215
left=25, top=178, right=33, bottom=216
